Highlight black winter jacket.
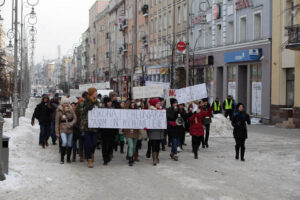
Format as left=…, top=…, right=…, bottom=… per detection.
left=32, top=102, right=53, bottom=125
left=232, top=111, right=251, bottom=139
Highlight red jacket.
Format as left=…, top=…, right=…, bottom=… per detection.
left=189, top=110, right=210, bottom=137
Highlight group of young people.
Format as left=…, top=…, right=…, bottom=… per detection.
left=31, top=87, right=250, bottom=168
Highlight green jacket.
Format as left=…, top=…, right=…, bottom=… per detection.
left=79, top=98, right=101, bottom=132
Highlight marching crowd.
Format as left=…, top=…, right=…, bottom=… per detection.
left=31, top=87, right=250, bottom=168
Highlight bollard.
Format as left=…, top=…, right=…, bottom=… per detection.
left=0, top=112, right=6, bottom=181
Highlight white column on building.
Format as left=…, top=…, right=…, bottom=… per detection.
left=222, top=0, right=227, bottom=45
left=211, top=0, right=216, bottom=47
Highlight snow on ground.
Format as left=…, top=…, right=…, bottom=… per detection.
left=210, top=114, right=233, bottom=137
left=1, top=98, right=300, bottom=200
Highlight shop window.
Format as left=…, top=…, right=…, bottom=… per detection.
left=251, top=64, right=262, bottom=82
left=206, top=66, right=214, bottom=82
left=227, top=66, right=236, bottom=81
left=286, top=68, right=294, bottom=107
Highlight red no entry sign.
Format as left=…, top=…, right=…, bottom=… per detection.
left=177, top=41, right=186, bottom=51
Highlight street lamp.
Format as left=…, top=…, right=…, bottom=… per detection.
left=7, top=40, right=13, bottom=51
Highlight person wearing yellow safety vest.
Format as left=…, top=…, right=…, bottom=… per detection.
left=212, top=97, right=222, bottom=114
left=223, top=95, right=235, bottom=121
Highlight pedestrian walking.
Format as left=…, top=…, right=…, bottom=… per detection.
left=101, top=97, right=118, bottom=165
left=188, top=102, right=210, bottom=159
left=31, top=94, right=53, bottom=149
left=123, top=100, right=140, bottom=166
left=70, top=97, right=80, bottom=162
left=79, top=88, right=101, bottom=168
left=55, top=96, right=77, bottom=164
left=166, top=98, right=181, bottom=161
left=147, top=98, right=164, bottom=166
left=49, top=96, right=59, bottom=145
left=232, top=103, right=251, bottom=162
left=202, top=99, right=213, bottom=148
left=223, top=95, right=235, bottom=121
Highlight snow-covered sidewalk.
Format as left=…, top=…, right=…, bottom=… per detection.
left=1, top=98, right=300, bottom=200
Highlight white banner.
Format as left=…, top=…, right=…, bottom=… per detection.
left=70, top=89, right=84, bottom=97
left=133, top=85, right=164, bottom=99
left=88, top=109, right=167, bottom=129
left=176, top=84, right=208, bottom=104
left=145, top=81, right=170, bottom=90
left=79, top=82, right=110, bottom=90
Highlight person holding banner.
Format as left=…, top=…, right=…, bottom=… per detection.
left=101, top=97, right=118, bottom=165
left=188, top=102, right=210, bottom=159
left=123, top=100, right=140, bottom=166
left=79, top=88, right=101, bottom=168
left=166, top=98, right=181, bottom=161
left=147, top=99, right=165, bottom=166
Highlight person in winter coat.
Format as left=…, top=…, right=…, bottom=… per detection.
left=232, top=103, right=251, bottom=161
left=49, top=97, right=59, bottom=145
left=55, top=96, right=77, bottom=164
left=212, top=97, right=222, bottom=114
left=101, top=97, right=118, bottom=165
left=178, top=103, right=187, bottom=151
left=31, top=95, right=53, bottom=149
left=123, top=100, right=140, bottom=166
left=188, top=103, right=210, bottom=159
left=147, top=99, right=165, bottom=166
left=79, top=88, right=101, bottom=168
left=166, top=98, right=181, bottom=161
left=69, top=97, right=80, bottom=162
left=202, top=99, right=213, bottom=148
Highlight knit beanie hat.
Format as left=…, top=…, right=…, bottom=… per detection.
left=149, top=98, right=160, bottom=107
left=88, top=87, right=97, bottom=96
left=60, top=96, right=70, bottom=104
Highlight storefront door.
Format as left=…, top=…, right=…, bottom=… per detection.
left=227, top=66, right=236, bottom=100
left=238, top=65, right=248, bottom=109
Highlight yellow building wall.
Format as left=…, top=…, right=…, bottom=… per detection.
left=294, top=0, right=300, bottom=107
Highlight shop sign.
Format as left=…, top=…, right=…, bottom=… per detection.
left=192, top=14, right=207, bottom=25
left=235, top=0, right=252, bottom=10
left=224, top=49, right=262, bottom=63
left=213, top=4, right=221, bottom=19
left=190, top=55, right=214, bottom=66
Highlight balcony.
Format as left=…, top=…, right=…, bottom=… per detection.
left=142, top=4, right=149, bottom=17
left=142, top=36, right=148, bottom=46
left=285, top=25, right=300, bottom=51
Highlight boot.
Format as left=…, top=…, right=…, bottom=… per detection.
left=128, top=157, right=134, bottom=167
left=72, top=153, right=76, bottom=162
left=60, top=147, right=66, bottom=164
left=173, top=154, right=178, bottom=161
left=146, top=141, right=151, bottom=158
left=67, top=147, right=72, bottom=163
left=134, top=152, right=140, bottom=162
left=152, top=152, right=158, bottom=166
left=79, top=152, right=84, bottom=162
left=120, top=141, right=124, bottom=154
left=157, top=152, right=160, bottom=163
left=241, top=146, right=245, bottom=161
left=88, top=159, right=93, bottom=168
left=194, top=151, right=198, bottom=159
left=235, top=145, right=239, bottom=160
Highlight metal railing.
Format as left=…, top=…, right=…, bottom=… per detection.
left=285, top=24, right=300, bottom=44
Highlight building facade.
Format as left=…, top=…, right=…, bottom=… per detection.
left=191, top=0, right=272, bottom=122
left=272, top=0, right=300, bottom=128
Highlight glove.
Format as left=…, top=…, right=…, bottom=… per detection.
left=169, top=121, right=177, bottom=127
left=144, top=127, right=148, bottom=130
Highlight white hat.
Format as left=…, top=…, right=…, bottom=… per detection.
left=60, top=96, right=70, bottom=104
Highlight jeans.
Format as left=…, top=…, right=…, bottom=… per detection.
left=84, top=132, right=98, bottom=159
left=39, top=124, right=50, bottom=146
left=127, top=138, right=137, bottom=157
left=204, top=124, right=210, bottom=145
left=49, top=120, right=57, bottom=143
left=60, top=133, right=73, bottom=147
left=171, top=138, right=178, bottom=155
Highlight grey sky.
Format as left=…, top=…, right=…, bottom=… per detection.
left=2, top=0, right=95, bottom=63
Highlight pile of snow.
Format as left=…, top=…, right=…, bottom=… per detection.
left=210, top=114, right=233, bottom=138
left=251, top=117, right=262, bottom=125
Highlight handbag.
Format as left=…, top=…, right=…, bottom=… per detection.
left=202, top=117, right=212, bottom=125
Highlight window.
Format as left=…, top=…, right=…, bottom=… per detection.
left=159, top=15, right=162, bottom=31
left=254, top=12, right=262, bottom=40
left=177, top=6, right=181, bottom=24
left=216, top=24, right=222, bottom=46
left=206, top=27, right=212, bottom=47
left=168, top=11, right=172, bottom=27
left=206, top=66, right=214, bottom=82
left=240, top=17, right=247, bottom=42
left=164, top=13, right=167, bottom=30
left=184, top=4, right=187, bottom=22
left=227, top=66, right=236, bottom=81
left=286, top=68, right=295, bottom=107
left=227, top=21, right=234, bottom=44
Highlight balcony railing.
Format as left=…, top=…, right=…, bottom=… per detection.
left=285, top=25, right=300, bottom=50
